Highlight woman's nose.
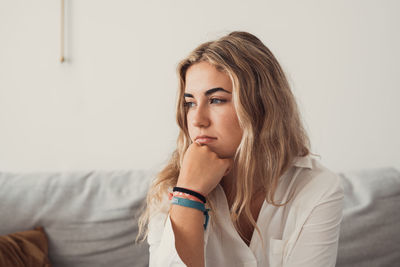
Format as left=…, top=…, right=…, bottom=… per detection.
left=191, top=106, right=210, bottom=128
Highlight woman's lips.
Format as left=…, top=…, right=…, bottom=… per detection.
left=195, top=137, right=217, bottom=144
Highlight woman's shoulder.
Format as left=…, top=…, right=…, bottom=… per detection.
left=287, top=154, right=344, bottom=205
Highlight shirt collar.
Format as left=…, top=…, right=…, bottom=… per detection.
left=292, top=154, right=313, bottom=169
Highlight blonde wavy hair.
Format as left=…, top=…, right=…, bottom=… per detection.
left=137, top=31, right=310, bottom=244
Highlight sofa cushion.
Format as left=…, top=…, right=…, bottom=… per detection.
left=336, top=167, right=400, bottom=267
left=0, top=170, right=153, bottom=267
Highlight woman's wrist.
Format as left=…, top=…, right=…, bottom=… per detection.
left=173, top=187, right=206, bottom=203
left=176, top=181, right=208, bottom=197
left=176, top=177, right=209, bottom=197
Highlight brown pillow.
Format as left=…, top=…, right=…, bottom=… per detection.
left=0, top=226, right=51, bottom=267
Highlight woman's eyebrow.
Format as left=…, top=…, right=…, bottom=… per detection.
left=184, top=87, right=231, bottom=98
left=205, top=87, right=231, bottom=96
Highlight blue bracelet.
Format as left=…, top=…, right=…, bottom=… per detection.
left=171, top=196, right=210, bottom=230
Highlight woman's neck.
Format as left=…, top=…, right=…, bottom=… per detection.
left=220, top=167, right=237, bottom=208
left=219, top=166, right=266, bottom=209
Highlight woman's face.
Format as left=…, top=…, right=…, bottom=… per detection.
left=184, top=61, right=243, bottom=159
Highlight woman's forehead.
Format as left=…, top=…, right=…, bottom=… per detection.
left=184, top=62, right=232, bottom=94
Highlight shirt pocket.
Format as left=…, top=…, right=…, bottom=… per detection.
left=269, top=238, right=284, bottom=267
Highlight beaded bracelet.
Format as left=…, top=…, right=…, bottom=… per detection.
left=168, top=191, right=204, bottom=203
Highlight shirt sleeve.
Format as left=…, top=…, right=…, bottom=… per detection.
left=284, top=174, right=344, bottom=267
left=147, top=205, right=211, bottom=267
left=148, top=211, right=185, bottom=267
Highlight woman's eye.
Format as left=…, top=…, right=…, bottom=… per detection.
left=210, top=98, right=226, bottom=104
left=184, top=101, right=195, bottom=108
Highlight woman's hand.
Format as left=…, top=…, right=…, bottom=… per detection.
left=176, top=142, right=233, bottom=196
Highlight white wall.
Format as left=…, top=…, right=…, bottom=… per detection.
left=1, top=0, right=399, bottom=173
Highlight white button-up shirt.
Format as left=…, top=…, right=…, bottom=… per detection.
left=148, top=155, right=344, bottom=266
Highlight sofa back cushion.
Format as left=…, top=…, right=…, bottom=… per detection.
left=336, top=167, right=400, bottom=267
left=0, top=170, right=153, bottom=267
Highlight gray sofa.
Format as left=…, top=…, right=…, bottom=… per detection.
left=0, top=167, right=399, bottom=267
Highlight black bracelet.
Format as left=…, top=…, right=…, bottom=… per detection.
left=173, top=186, right=206, bottom=204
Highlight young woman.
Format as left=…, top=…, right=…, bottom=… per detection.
left=138, top=31, right=344, bottom=267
